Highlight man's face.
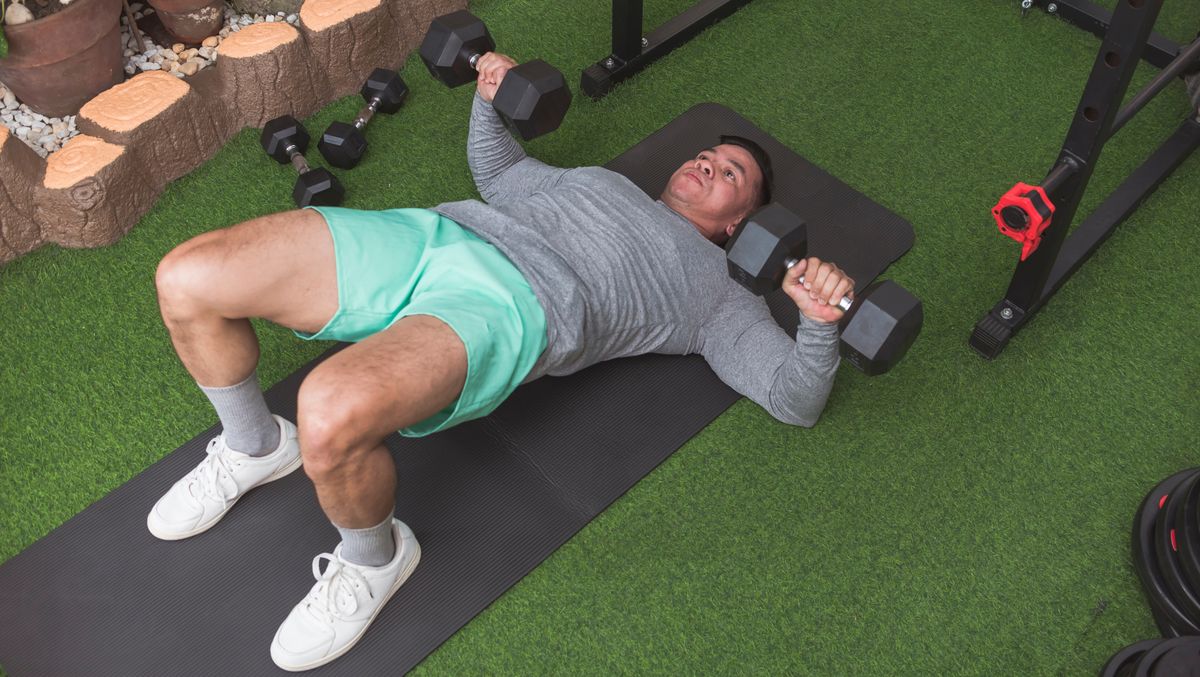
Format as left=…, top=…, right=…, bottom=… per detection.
left=661, top=144, right=763, bottom=242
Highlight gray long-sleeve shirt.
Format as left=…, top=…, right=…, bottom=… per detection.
left=432, top=94, right=840, bottom=426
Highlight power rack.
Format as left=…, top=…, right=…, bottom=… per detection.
left=971, top=0, right=1200, bottom=359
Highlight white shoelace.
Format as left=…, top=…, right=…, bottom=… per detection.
left=188, top=437, right=242, bottom=502
left=304, top=553, right=374, bottom=625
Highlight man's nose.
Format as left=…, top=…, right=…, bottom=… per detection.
left=695, top=159, right=712, bottom=176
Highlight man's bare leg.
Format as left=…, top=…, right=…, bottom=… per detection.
left=272, top=316, right=467, bottom=672
left=147, top=209, right=344, bottom=541
left=155, top=208, right=340, bottom=387
left=295, top=314, right=467, bottom=529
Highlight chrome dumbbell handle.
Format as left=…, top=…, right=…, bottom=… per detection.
left=353, top=98, right=382, bottom=130
left=784, top=258, right=853, bottom=312
left=284, top=143, right=310, bottom=175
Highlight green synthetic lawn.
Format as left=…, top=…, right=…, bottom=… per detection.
left=2, top=0, right=1199, bottom=674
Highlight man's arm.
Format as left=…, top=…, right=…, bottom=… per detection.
left=467, top=54, right=569, bottom=203
left=699, top=257, right=854, bottom=426
left=699, top=294, right=841, bottom=427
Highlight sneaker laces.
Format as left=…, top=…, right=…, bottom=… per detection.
left=303, top=553, right=374, bottom=625
left=188, top=436, right=242, bottom=503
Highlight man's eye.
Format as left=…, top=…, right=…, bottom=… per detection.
left=725, top=170, right=735, bottom=180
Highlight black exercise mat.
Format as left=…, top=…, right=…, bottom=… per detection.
left=0, top=103, right=914, bottom=676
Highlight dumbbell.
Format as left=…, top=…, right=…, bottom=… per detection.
left=419, top=10, right=572, bottom=140
left=318, top=68, right=409, bottom=169
left=261, top=115, right=345, bottom=208
left=725, top=202, right=923, bottom=376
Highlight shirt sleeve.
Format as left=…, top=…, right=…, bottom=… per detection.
left=467, top=91, right=570, bottom=203
left=698, top=288, right=841, bottom=427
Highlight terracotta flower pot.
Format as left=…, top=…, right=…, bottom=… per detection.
left=146, top=0, right=225, bottom=44
left=0, top=0, right=125, bottom=118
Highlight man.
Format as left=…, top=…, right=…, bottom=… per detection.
left=148, top=53, right=853, bottom=671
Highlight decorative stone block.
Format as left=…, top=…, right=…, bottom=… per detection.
left=216, top=22, right=327, bottom=128
left=299, top=0, right=403, bottom=98
left=0, top=125, right=46, bottom=264
left=386, top=0, right=463, bottom=51
left=36, top=135, right=157, bottom=248
left=77, top=71, right=229, bottom=186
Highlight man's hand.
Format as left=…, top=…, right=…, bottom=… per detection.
left=783, top=257, right=855, bottom=324
left=475, top=52, right=518, bottom=103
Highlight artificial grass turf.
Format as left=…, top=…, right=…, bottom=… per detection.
left=1, top=0, right=1198, bottom=674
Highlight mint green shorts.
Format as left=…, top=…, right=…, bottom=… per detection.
left=298, top=206, right=547, bottom=437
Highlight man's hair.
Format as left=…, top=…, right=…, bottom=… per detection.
left=718, top=135, right=773, bottom=208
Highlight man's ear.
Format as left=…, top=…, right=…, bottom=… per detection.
left=724, top=221, right=740, bottom=238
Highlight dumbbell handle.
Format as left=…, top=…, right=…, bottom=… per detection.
left=784, top=258, right=853, bottom=312
left=351, top=98, right=382, bottom=131
left=284, top=143, right=311, bottom=175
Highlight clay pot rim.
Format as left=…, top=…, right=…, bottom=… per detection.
left=1, top=0, right=122, bottom=69
left=3, top=0, right=120, bottom=38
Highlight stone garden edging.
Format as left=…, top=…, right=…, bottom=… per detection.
left=0, top=0, right=465, bottom=266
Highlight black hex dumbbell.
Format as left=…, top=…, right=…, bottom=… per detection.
left=419, top=10, right=572, bottom=140
left=261, top=115, right=345, bottom=208
left=318, top=68, right=409, bottom=169
left=725, top=202, right=924, bottom=376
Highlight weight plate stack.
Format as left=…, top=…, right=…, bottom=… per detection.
left=1132, top=469, right=1200, bottom=636
left=1097, top=470, right=1200, bottom=675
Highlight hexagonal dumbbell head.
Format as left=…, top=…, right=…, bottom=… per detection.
left=261, top=115, right=309, bottom=163
left=725, top=202, right=809, bottom=296
left=419, top=10, right=496, bottom=87
left=294, top=168, right=344, bottom=208
left=838, top=280, right=923, bottom=376
left=492, top=60, right=573, bottom=141
left=362, top=68, right=408, bottom=113
left=318, top=122, right=366, bottom=170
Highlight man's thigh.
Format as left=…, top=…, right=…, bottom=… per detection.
left=167, top=208, right=338, bottom=335
left=302, top=314, right=468, bottom=439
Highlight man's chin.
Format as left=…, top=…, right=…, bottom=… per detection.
left=665, top=177, right=700, bottom=197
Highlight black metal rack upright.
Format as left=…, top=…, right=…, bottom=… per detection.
left=970, top=0, right=1200, bottom=359
left=581, top=0, right=752, bottom=100
left=1024, top=0, right=1183, bottom=66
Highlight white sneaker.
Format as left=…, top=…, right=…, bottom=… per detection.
left=271, top=519, right=421, bottom=672
left=146, top=415, right=302, bottom=540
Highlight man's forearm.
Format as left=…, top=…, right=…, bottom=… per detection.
left=467, top=91, right=527, bottom=195
left=463, top=91, right=570, bottom=203
left=764, top=316, right=841, bottom=427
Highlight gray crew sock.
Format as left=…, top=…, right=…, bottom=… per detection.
left=198, top=370, right=281, bottom=456
left=337, top=514, right=397, bottom=567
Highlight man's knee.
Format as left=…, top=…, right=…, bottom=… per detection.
left=296, top=371, right=384, bottom=482
left=155, top=230, right=227, bottom=317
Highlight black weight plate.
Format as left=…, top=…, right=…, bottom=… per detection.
left=1154, top=472, right=1200, bottom=625
left=1150, top=641, right=1200, bottom=676
left=1133, top=469, right=1200, bottom=636
left=1099, top=639, right=1162, bottom=677
left=1133, top=636, right=1200, bottom=677
left=1150, top=594, right=1187, bottom=638
left=1176, top=472, right=1200, bottom=598
left=1147, top=638, right=1200, bottom=677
